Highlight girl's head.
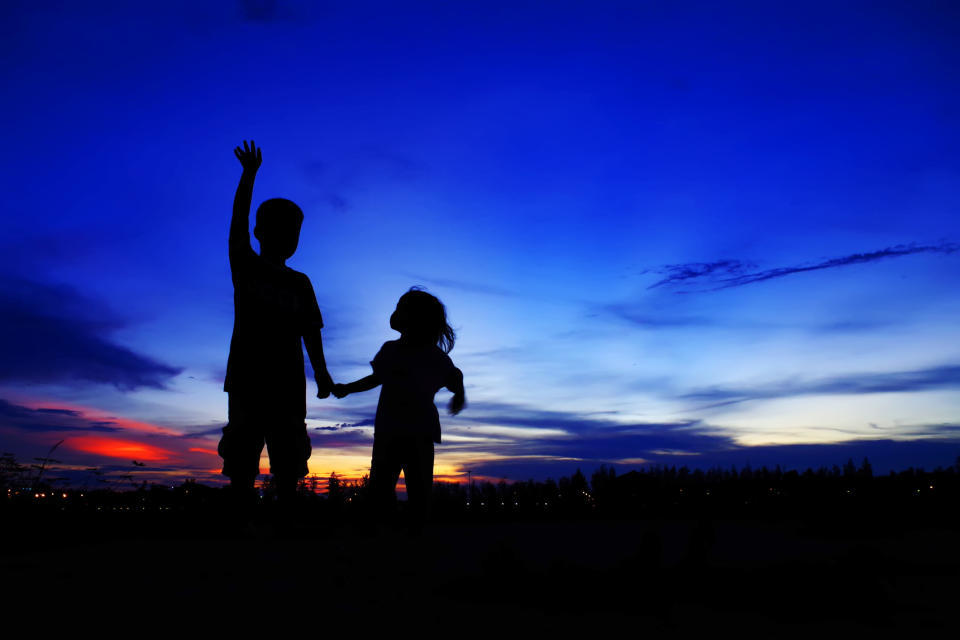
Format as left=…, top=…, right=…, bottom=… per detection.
left=390, top=287, right=455, bottom=353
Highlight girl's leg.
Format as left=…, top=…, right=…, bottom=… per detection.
left=401, top=436, right=435, bottom=531
left=369, top=436, right=404, bottom=523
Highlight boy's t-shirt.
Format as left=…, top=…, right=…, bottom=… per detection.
left=224, top=247, right=322, bottom=414
left=371, top=340, right=459, bottom=443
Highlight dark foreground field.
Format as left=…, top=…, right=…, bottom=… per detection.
left=2, top=512, right=957, bottom=631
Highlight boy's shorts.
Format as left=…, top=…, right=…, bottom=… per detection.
left=218, top=394, right=311, bottom=480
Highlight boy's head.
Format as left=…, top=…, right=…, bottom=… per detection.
left=254, top=198, right=303, bottom=260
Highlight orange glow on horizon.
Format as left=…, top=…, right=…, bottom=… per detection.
left=68, top=436, right=174, bottom=462
left=13, top=392, right=513, bottom=484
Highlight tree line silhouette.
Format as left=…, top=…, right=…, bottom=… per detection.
left=5, top=451, right=959, bottom=525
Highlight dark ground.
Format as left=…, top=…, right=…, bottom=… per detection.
left=2, top=513, right=957, bottom=632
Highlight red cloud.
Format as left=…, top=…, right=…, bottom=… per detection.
left=67, top=436, right=174, bottom=462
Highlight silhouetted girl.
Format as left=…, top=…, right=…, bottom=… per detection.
left=333, top=288, right=465, bottom=529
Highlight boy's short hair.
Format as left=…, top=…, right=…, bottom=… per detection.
left=255, top=198, right=304, bottom=230
left=254, top=198, right=304, bottom=259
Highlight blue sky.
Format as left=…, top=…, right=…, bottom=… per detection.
left=2, top=1, right=959, bottom=486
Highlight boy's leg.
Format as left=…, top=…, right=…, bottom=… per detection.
left=219, top=395, right=266, bottom=519
left=264, top=416, right=311, bottom=505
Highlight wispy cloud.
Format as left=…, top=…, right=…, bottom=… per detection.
left=0, top=396, right=225, bottom=484
left=443, top=400, right=735, bottom=462
left=306, top=403, right=378, bottom=427
left=180, top=423, right=227, bottom=437
left=402, top=274, right=522, bottom=298
left=465, top=432, right=960, bottom=479
left=0, top=276, right=182, bottom=390
left=309, top=427, right=372, bottom=449
left=673, top=437, right=960, bottom=475
left=604, top=304, right=714, bottom=328
left=649, top=242, right=959, bottom=292
left=427, top=400, right=960, bottom=479
left=605, top=302, right=895, bottom=333
left=681, top=364, right=960, bottom=409
left=0, top=399, right=121, bottom=433
left=648, top=259, right=755, bottom=290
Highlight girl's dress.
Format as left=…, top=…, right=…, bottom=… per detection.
left=368, top=339, right=461, bottom=516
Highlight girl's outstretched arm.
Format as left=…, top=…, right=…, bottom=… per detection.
left=332, top=374, right=381, bottom=399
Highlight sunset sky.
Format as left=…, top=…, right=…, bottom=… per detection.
left=2, top=1, right=959, bottom=489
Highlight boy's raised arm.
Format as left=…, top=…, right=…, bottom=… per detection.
left=230, top=140, right=262, bottom=265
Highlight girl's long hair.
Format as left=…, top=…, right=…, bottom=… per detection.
left=391, top=287, right=456, bottom=353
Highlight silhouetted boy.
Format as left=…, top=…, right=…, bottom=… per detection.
left=218, top=140, right=333, bottom=507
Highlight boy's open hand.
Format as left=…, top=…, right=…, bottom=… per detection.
left=234, top=140, right=262, bottom=172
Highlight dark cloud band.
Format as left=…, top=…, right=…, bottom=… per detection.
left=650, top=242, right=959, bottom=292
left=0, top=398, right=120, bottom=433
left=0, top=276, right=181, bottom=390
left=682, top=364, right=960, bottom=409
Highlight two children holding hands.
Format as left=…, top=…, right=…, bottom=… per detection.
left=219, top=140, right=465, bottom=524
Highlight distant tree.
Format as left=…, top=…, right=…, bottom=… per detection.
left=0, top=452, right=27, bottom=489
left=570, top=468, right=588, bottom=493
left=296, top=477, right=315, bottom=497
left=30, top=440, right=64, bottom=489
left=843, top=458, right=858, bottom=478
left=327, top=472, right=344, bottom=505
left=590, top=465, right=615, bottom=500
left=345, top=474, right=370, bottom=505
